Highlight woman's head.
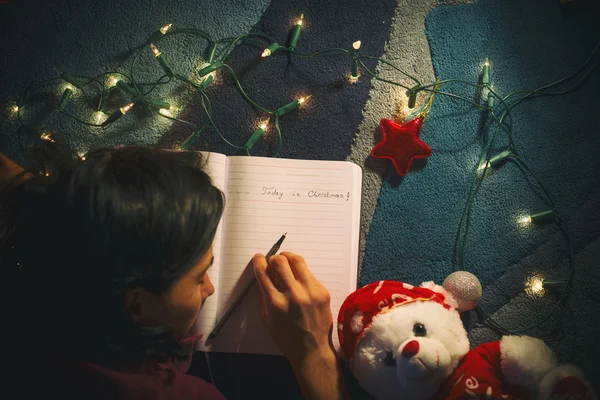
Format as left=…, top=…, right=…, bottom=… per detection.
left=1, top=143, right=224, bottom=366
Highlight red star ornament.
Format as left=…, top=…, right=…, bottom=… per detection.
left=370, top=117, right=432, bottom=176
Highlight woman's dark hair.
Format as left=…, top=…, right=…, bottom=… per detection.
left=1, top=141, right=224, bottom=369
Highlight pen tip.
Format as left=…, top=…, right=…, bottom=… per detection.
left=284, top=232, right=287, bottom=236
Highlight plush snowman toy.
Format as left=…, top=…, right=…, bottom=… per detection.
left=337, top=276, right=596, bottom=400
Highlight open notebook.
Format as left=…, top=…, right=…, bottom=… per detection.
left=194, top=152, right=362, bottom=355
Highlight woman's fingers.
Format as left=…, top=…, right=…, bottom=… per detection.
left=279, top=251, right=313, bottom=283
left=252, top=254, right=280, bottom=298
left=267, top=254, right=301, bottom=292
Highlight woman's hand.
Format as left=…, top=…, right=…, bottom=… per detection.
left=252, top=251, right=349, bottom=400
left=252, top=251, right=333, bottom=362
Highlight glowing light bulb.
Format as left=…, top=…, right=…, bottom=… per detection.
left=150, top=45, right=174, bottom=77
left=262, top=43, right=280, bottom=58
left=259, top=122, right=268, bottom=130
left=13, top=105, right=19, bottom=112
left=120, top=102, right=134, bottom=114
left=352, top=40, right=362, bottom=50
left=482, top=58, right=491, bottom=85
left=275, top=96, right=308, bottom=117
left=40, top=132, right=56, bottom=143
left=530, top=278, right=544, bottom=295
left=295, top=14, right=304, bottom=26
left=477, top=161, right=491, bottom=172
left=107, top=75, right=120, bottom=87
left=478, top=150, right=510, bottom=174
left=518, top=210, right=554, bottom=226
left=160, top=23, right=173, bottom=34
left=518, top=215, right=532, bottom=225
left=150, top=43, right=161, bottom=57
left=94, top=111, right=105, bottom=123
left=159, top=108, right=171, bottom=117
left=150, top=23, right=173, bottom=42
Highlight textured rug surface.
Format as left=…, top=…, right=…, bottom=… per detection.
left=1, top=0, right=599, bottom=398
left=360, top=0, right=600, bottom=392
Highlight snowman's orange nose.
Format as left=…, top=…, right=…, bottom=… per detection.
left=401, top=340, right=419, bottom=358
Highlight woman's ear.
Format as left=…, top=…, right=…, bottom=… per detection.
left=124, top=288, right=163, bottom=326
left=124, top=289, right=143, bottom=325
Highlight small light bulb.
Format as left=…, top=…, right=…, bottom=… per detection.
left=352, top=40, right=361, bottom=50
left=159, top=108, right=171, bottom=117
left=519, top=215, right=532, bottom=225
left=519, top=210, right=554, bottom=226
left=261, top=43, right=280, bottom=58
left=13, top=105, right=19, bottom=113
left=525, top=274, right=546, bottom=298
left=80, top=156, right=86, bottom=161
left=481, top=58, right=491, bottom=85
left=160, top=23, right=173, bottom=34
left=478, top=161, right=491, bottom=172
left=120, top=102, right=134, bottom=114
left=64, top=84, right=75, bottom=92
left=150, top=43, right=161, bottom=57
left=531, top=278, right=544, bottom=294
left=296, top=14, right=304, bottom=26
left=107, top=75, right=119, bottom=87
left=95, top=111, right=105, bottom=123
left=298, top=97, right=307, bottom=105
left=259, top=122, right=268, bottom=130
left=40, top=132, right=56, bottom=143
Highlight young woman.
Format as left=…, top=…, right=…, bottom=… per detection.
left=1, top=142, right=348, bottom=399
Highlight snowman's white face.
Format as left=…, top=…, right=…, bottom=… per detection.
left=352, top=301, right=470, bottom=400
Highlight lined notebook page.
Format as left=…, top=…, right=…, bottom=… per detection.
left=193, top=152, right=227, bottom=351
left=209, top=156, right=362, bottom=355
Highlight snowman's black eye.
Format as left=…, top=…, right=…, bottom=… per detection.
left=413, top=323, right=427, bottom=337
left=383, top=351, right=395, bottom=366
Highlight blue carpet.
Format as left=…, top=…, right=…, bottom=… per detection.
left=361, top=0, right=600, bottom=390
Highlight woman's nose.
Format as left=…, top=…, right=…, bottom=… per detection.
left=401, top=340, right=420, bottom=358
left=205, top=274, right=215, bottom=296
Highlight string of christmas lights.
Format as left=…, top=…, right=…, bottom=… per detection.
left=448, top=45, right=598, bottom=341
left=2, top=16, right=599, bottom=340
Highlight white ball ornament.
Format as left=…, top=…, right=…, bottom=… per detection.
left=442, top=271, right=482, bottom=312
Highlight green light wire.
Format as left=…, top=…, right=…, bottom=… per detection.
left=273, top=115, right=283, bottom=158
left=221, top=64, right=275, bottom=114
left=360, top=56, right=422, bottom=86
left=197, top=90, right=244, bottom=149
left=447, top=46, right=599, bottom=339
